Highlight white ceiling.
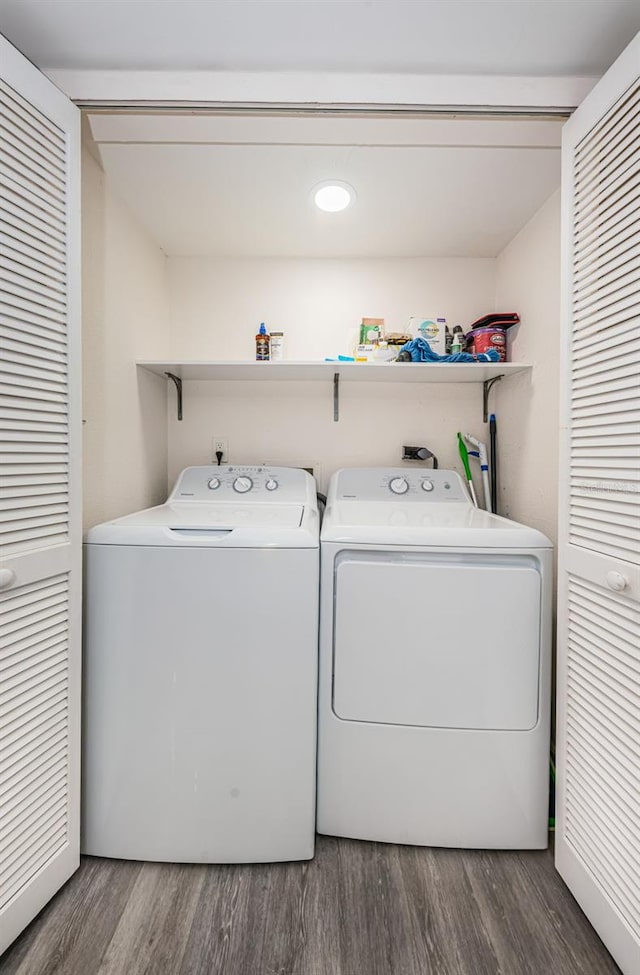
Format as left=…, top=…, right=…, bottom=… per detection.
left=88, top=114, right=562, bottom=258
left=1, top=0, right=639, bottom=76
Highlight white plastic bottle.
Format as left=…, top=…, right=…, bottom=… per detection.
left=270, top=331, right=284, bottom=361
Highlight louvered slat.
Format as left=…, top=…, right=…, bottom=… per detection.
left=573, top=264, right=640, bottom=315
left=571, top=384, right=639, bottom=412
left=575, top=171, right=640, bottom=237
left=569, top=92, right=640, bottom=567
left=1, top=258, right=66, bottom=294
left=0, top=141, right=65, bottom=205
left=0, top=147, right=70, bottom=559
left=573, top=255, right=640, bottom=305
left=0, top=79, right=65, bottom=146
left=0, top=272, right=67, bottom=311
left=0, top=177, right=67, bottom=230
left=0, top=291, right=67, bottom=326
left=574, top=147, right=639, bottom=218
left=0, top=230, right=66, bottom=273
left=0, top=572, right=69, bottom=914
left=565, top=575, right=640, bottom=940
left=573, top=207, right=638, bottom=265
left=3, top=361, right=67, bottom=390
left=2, top=320, right=67, bottom=352
left=0, top=115, right=65, bottom=185
left=0, top=199, right=66, bottom=248
left=573, top=319, right=636, bottom=358
left=574, top=186, right=640, bottom=254
left=574, top=230, right=640, bottom=284
left=0, top=154, right=66, bottom=210
left=2, top=89, right=67, bottom=163
left=575, top=82, right=640, bottom=168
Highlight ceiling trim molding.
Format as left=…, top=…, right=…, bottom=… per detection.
left=46, top=69, right=597, bottom=112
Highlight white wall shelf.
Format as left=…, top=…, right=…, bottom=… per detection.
left=137, top=360, right=531, bottom=422
left=138, top=360, right=528, bottom=383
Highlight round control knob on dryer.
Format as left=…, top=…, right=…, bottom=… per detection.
left=389, top=477, right=409, bottom=495
left=233, top=476, right=253, bottom=494
left=207, top=477, right=221, bottom=490
left=265, top=478, right=278, bottom=491
left=421, top=480, right=435, bottom=492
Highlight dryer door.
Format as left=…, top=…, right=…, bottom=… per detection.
left=332, top=552, right=541, bottom=730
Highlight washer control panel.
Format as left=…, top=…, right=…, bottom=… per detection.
left=171, top=466, right=310, bottom=502
left=335, top=468, right=469, bottom=502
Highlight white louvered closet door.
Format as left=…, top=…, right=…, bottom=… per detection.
left=556, top=32, right=640, bottom=975
left=0, top=36, right=81, bottom=953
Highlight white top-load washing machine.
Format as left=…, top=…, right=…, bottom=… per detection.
left=317, top=468, right=553, bottom=850
left=83, top=466, right=319, bottom=863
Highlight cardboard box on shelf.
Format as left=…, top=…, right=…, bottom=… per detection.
left=359, top=317, right=385, bottom=345
left=408, top=317, right=447, bottom=355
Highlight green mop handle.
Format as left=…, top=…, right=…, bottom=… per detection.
left=458, top=432, right=478, bottom=506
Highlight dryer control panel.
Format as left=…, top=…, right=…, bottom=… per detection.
left=170, top=465, right=314, bottom=503
left=334, top=468, right=470, bottom=503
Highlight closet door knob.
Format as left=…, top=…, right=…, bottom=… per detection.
left=606, top=571, right=628, bottom=592
left=0, top=568, right=17, bottom=590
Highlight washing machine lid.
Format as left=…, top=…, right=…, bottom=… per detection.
left=86, top=501, right=317, bottom=547
left=321, top=469, right=551, bottom=548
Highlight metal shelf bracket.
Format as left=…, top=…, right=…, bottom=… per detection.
left=483, top=374, right=503, bottom=423
left=333, top=372, right=340, bottom=421
left=165, top=372, right=183, bottom=421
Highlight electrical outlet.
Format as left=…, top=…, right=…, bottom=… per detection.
left=212, top=437, right=229, bottom=463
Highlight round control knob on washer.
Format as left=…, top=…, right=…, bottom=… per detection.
left=233, top=476, right=253, bottom=494
left=389, top=477, right=409, bottom=495
left=207, top=477, right=221, bottom=490
left=265, top=478, right=278, bottom=491
left=421, top=480, right=435, bottom=492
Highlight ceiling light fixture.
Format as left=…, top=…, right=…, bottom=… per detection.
left=312, top=180, right=355, bottom=212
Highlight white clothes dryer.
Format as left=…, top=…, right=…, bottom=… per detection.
left=83, top=466, right=319, bottom=863
left=317, top=468, right=552, bottom=850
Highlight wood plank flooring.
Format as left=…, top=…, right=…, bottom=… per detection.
left=0, top=836, right=620, bottom=975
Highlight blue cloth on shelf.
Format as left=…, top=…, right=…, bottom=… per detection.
left=399, top=337, right=501, bottom=363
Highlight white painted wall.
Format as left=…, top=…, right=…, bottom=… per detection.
left=494, top=189, right=561, bottom=543
left=166, top=257, right=496, bottom=493
left=82, top=148, right=170, bottom=530
left=168, top=256, right=495, bottom=359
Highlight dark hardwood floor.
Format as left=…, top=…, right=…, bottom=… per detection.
left=0, top=836, right=620, bottom=975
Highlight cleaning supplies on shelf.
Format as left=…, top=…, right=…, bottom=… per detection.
left=255, top=322, right=270, bottom=361
left=355, top=318, right=386, bottom=360
left=469, top=326, right=507, bottom=362
left=451, top=326, right=466, bottom=355
left=408, top=317, right=447, bottom=354
left=270, top=331, right=284, bottom=361
left=467, top=313, right=520, bottom=364
left=359, top=318, right=384, bottom=344
left=397, top=336, right=500, bottom=363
